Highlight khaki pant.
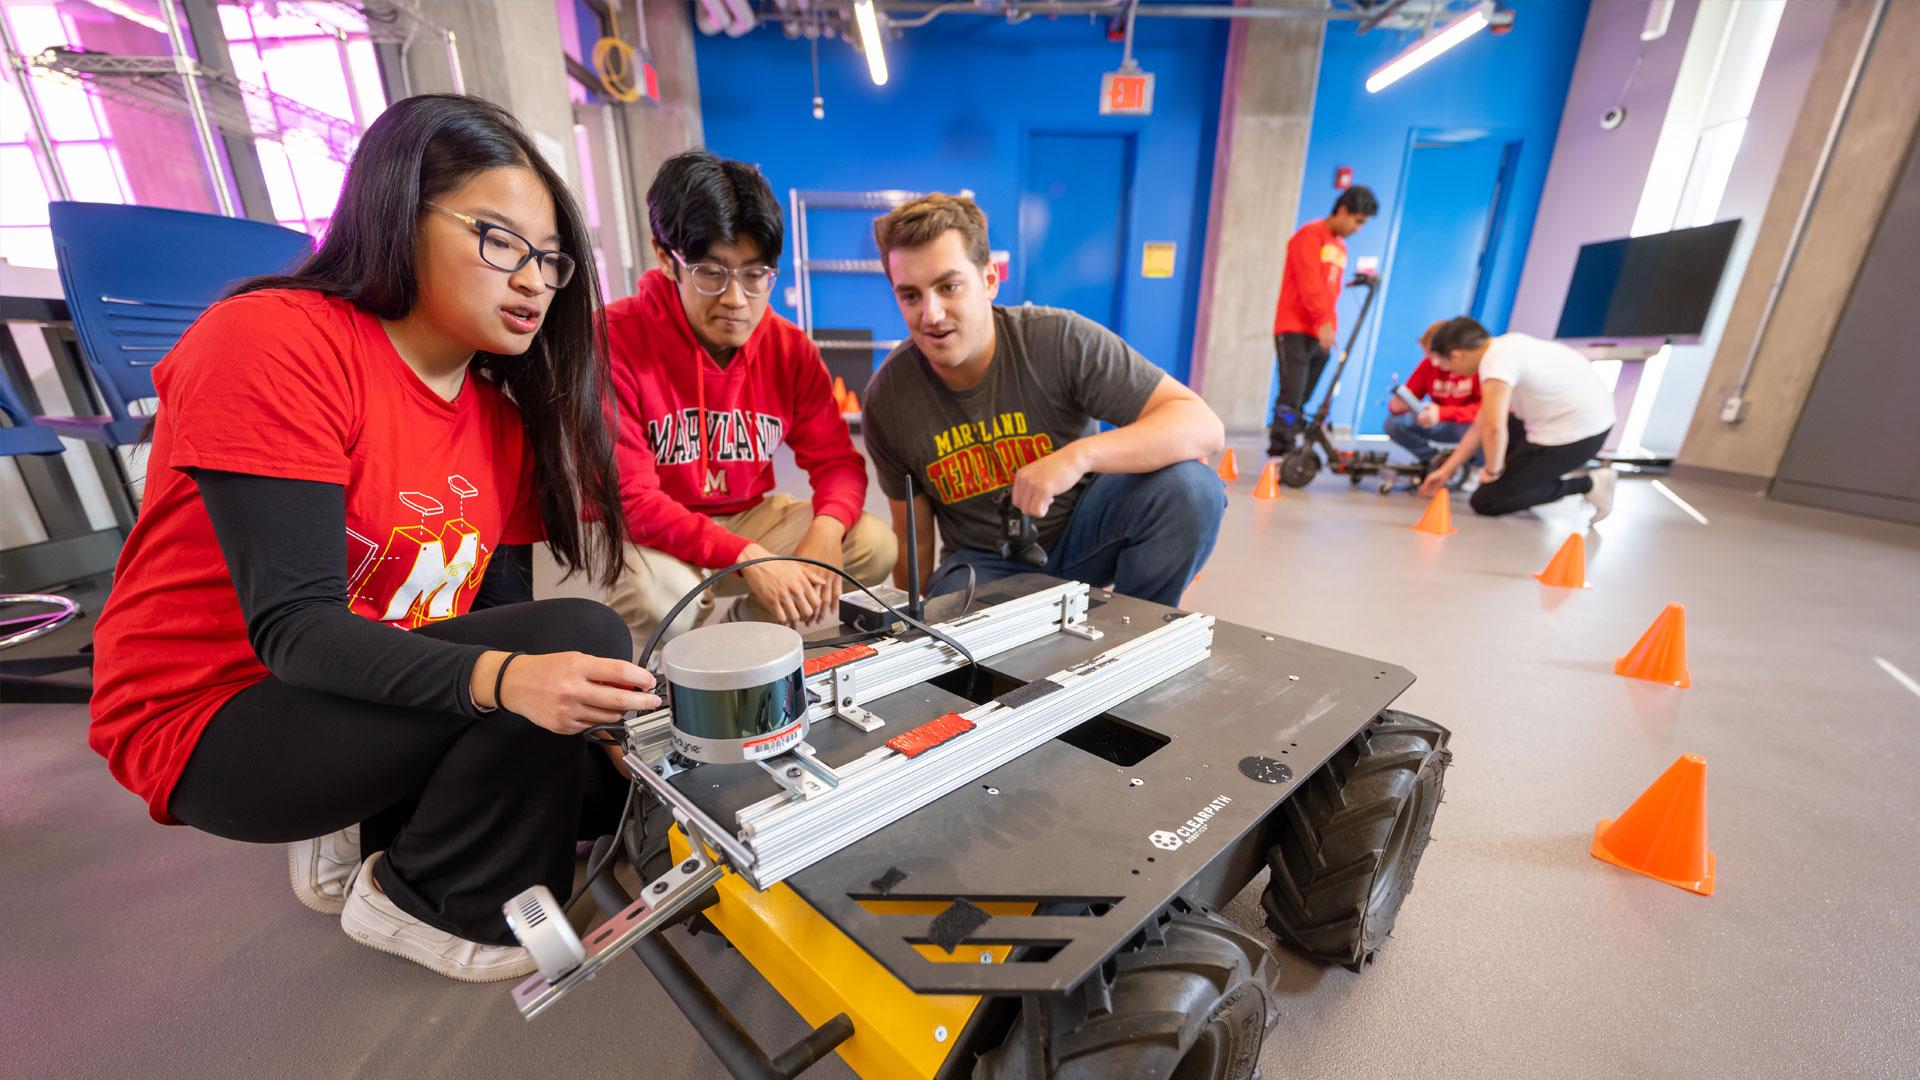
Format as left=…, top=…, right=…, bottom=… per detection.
left=533, top=492, right=897, bottom=656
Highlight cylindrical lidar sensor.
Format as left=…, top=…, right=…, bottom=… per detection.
left=661, top=622, right=807, bottom=764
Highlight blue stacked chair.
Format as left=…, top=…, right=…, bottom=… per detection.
left=43, top=201, right=311, bottom=445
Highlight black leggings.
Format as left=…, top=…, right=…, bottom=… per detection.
left=1268, top=332, right=1331, bottom=452
left=169, top=597, right=633, bottom=945
left=1470, top=417, right=1610, bottom=517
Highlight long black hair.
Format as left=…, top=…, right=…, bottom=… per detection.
left=236, top=93, right=623, bottom=586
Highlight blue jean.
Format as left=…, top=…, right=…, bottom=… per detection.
left=1383, top=411, right=1474, bottom=463
left=928, top=460, right=1226, bottom=607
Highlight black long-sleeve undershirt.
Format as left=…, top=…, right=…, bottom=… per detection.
left=192, top=469, right=534, bottom=716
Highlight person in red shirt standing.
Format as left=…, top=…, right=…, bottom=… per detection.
left=543, top=151, right=894, bottom=647
left=1268, top=186, right=1377, bottom=458
left=1385, top=319, right=1483, bottom=466
left=87, top=96, right=658, bottom=983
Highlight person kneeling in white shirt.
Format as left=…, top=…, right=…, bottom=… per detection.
left=1418, top=317, right=1619, bottom=523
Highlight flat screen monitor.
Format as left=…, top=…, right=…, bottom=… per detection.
left=1555, top=219, right=1741, bottom=344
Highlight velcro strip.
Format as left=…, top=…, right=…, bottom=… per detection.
left=885, top=712, right=976, bottom=758
left=803, top=643, right=878, bottom=676
left=993, top=677, right=1064, bottom=710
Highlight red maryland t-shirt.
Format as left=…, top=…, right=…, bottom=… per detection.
left=88, top=289, right=543, bottom=824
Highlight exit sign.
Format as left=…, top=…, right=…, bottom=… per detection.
left=1100, top=68, right=1155, bottom=115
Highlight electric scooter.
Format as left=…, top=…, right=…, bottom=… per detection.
left=1275, top=270, right=1384, bottom=489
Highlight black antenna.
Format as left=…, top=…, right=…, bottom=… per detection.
left=903, top=472, right=925, bottom=621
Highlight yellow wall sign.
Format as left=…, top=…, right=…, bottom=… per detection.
left=1141, top=242, right=1176, bottom=279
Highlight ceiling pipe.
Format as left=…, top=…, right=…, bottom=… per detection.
left=1356, top=0, right=1410, bottom=35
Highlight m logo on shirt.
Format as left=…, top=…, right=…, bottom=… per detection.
left=1319, top=242, right=1348, bottom=290
left=647, top=408, right=785, bottom=467
left=347, top=483, right=494, bottom=627
left=374, top=521, right=485, bottom=625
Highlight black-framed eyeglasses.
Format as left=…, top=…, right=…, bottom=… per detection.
left=672, top=250, right=777, bottom=299
left=425, top=203, right=577, bottom=289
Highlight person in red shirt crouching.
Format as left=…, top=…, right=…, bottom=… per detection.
left=87, top=95, right=657, bottom=983
left=1385, top=320, right=1482, bottom=467
left=542, top=151, right=895, bottom=648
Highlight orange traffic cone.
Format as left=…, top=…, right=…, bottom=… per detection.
left=1411, top=491, right=1455, bottom=535
left=1216, top=448, right=1239, bottom=482
left=1591, top=754, right=1714, bottom=895
left=840, top=390, right=861, bottom=415
left=1615, top=603, right=1690, bottom=688
left=1535, top=533, right=1590, bottom=588
left=831, top=375, right=848, bottom=403
left=1251, top=460, right=1283, bottom=500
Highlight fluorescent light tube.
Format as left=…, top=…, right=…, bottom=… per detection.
left=1366, top=6, right=1490, bottom=94
left=853, top=0, right=889, bottom=87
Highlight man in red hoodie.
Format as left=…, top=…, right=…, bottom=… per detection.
left=540, top=150, right=894, bottom=648
left=1268, top=185, right=1377, bottom=458
left=1385, top=319, right=1482, bottom=466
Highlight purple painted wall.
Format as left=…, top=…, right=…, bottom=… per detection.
left=1506, top=0, right=1701, bottom=336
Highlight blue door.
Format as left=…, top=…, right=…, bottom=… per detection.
left=1019, top=132, right=1134, bottom=329
left=1346, top=137, right=1516, bottom=436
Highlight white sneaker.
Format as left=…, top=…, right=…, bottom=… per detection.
left=339, top=853, right=538, bottom=983
left=288, top=824, right=361, bottom=915
left=1585, top=466, right=1618, bottom=524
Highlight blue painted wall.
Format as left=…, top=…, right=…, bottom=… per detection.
left=692, top=15, right=1228, bottom=384
left=1287, top=0, right=1589, bottom=430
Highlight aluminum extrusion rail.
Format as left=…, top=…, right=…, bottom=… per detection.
left=735, top=613, right=1214, bottom=888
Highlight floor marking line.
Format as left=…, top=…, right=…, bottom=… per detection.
left=1873, top=657, right=1920, bottom=701
left=1651, top=480, right=1710, bottom=525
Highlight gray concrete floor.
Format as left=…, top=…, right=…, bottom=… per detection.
left=5, top=441, right=1919, bottom=1080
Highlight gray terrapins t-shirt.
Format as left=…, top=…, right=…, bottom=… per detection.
left=862, top=305, right=1165, bottom=556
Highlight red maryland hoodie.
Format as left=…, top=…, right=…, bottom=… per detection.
left=1402, top=355, right=1482, bottom=424
left=605, top=269, right=867, bottom=568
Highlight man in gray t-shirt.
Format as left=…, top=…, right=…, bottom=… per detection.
left=862, top=193, right=1227, bottom=606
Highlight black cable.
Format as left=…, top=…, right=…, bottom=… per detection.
left=567, top=777, right=634, bottom=910
left=568, top=556, right=977, bottom=908
left=805, top=627, right=891, bottom=649
left=635, top=555, right=975, bottom=672
left=583, top=721, right=630, bottom=745
left=958, top=563, right=978, bottom=617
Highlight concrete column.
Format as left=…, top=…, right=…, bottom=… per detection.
left=1188, top=6, right=1324, bottom=433
left=614, top=0, right=706, bottom=269
left=1675, top=0, right=1920, bottom=481
left=404, top=0, right=582, bottom=192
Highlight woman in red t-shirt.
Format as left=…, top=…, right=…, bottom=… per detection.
left=87, top=95, right=659, bottom=983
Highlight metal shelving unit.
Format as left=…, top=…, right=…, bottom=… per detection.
left=4, top=0, right=460, bottom=215
left=278, top=0, right=450, bottom=46
left=28, top=47, right=363, bottom=166
left=787, top=188, right=938, bottom=355
left=273, top=0, right=466, bottom=94
left=787, top=187, right=995, bottom=356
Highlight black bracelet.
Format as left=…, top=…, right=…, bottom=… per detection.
left=493, top=651, right=525, bottom=715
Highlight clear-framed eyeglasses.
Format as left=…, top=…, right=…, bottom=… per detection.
left=672, top=250, right=778, bottom=299
left=424, top=203, right=577, bottom=289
